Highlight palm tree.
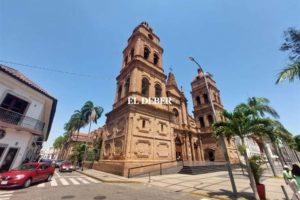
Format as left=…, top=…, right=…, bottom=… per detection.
left=60, top=110, right=86, bottom=160
left=214, top=108, right=268, bottom=200
left=276, top=27, right=300, bottom=83
left=276, top=62, right=300, bottom=83
left=237, top=97, right=279, bottom=177
left=81, top=101, right=104, bottom=134
left=67, top=110, right=86, bottom=141
left=80, top=101, right=103, bottom=169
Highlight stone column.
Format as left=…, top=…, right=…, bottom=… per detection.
left=198, top=135, right=205, bottom=161
left=184, top=134, right=190, bottom=161
left=190, top=134, right=195, bottom=161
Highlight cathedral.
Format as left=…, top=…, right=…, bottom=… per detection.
left=93, top=22, right=239, bottom=176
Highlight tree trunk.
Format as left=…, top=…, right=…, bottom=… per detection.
left=220, top=136, right=237, bottom=197
left=273, top=143, right=284, bottom=167
left=242, top=139, right=260, bottom=200
left=261, top=139, right=278, bottom=177
left=82, top=121, right=92, bottom=170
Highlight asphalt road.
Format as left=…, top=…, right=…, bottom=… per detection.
left=0, top=169, right=202, bottom=200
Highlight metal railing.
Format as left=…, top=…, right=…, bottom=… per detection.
left=0, top=107, right=45, bottom=131
left=127, top=160, right=179, bottom=178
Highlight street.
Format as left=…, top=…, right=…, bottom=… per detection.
left=0, top=169, right=200, bottom=200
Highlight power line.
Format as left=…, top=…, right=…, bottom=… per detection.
left=0, top=59, right=109, bottom=79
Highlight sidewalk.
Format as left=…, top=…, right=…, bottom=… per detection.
left=76, top=168, right=141, bottom=183
left=76, top=168, right=293, bottom=200
left=134, top=169, right=292, bottom=200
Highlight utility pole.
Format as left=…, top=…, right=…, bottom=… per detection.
left=189, top=57, right=237, bottom=197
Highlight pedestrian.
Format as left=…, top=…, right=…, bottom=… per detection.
left=283, top=165, right=300, bottom=200
left=292, top=164, right=300, bottom=188
left=283, top=165, right=293, bottom=183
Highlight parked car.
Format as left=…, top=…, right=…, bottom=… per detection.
left=59, top=161, right=74, bottom=172
left=0, top=162, right=54, bottom=188
left=54, top=160, right=63, bottom=168
left=38, top=158, right=55, bottom=166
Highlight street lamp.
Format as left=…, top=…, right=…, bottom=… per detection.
left=189, top=57, right=237, bottom=196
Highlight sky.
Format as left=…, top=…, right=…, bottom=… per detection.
left=1, top=0, right=299, bottom=149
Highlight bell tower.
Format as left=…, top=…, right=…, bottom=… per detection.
left=191, top=69, right=238, bottom=162
left=99, top=22, right=176, bottom=176
left=113, top=22, right=166, bottom=109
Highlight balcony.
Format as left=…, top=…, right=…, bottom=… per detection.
left=0, top=107, right=45, bottom=132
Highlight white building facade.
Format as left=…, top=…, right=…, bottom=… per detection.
left=0, top=64, right=57, bottom=171
left=40, top=147, right=58, bottom=160
left=235, top=136, right=278, bottom=160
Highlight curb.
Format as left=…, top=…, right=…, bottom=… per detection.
left=76, top=170, right=142, bottom=184
left=191, top=192, right=231, bottom=200
left=191, top=192, right=252, bottom=200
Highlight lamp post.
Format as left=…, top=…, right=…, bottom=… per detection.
left=189, top=57, right=237, bottom=196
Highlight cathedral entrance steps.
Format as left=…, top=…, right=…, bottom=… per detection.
left=179, top=162, right=243, bottom=175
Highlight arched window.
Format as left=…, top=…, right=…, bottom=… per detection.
left=130, top=48, right=134, bottom=60
left=144, top=47, right=150, bottom=60
left=195, top=96, right=201, bottom=106
left=199, top=116, right=205, bottom=127
left=124, top=56, right=128, bottom=65
left=203, top=93, right=209, bottom=104
left=155, top=84, right=162, bottom=97
left=153, top=54, right=159, bottom=65
left=173, top=108, right=179, bottom=123
left=213, top=93, right=217, bottom=102
left=141, top=78, right=150, bottom=97
left=118, top=85, right=122, bottom=100
left=207, top=115, right=214, bottom=126
left=124, top=78, right=130, bottom=96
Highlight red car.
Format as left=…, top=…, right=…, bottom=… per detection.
left=0, top=162, right=54, bottom=188
left=59, top=161, right=74, bottom=172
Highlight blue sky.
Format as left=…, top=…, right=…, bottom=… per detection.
left=1, top=0, right=299, bottom=149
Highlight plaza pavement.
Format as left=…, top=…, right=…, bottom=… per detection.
left=78, top=168, right=293, bottom=200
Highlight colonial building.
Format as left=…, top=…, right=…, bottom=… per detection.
left=95, top=22, right=238, bottom=176
left=0, top=64, right=57, bottom=171
left=59, top=132, right=92, bottom=160
left=40, top=147, right=58, bottom=160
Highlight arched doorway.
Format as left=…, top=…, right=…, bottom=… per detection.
left=175, top=137, right=183, bottom=160
left=204, top=148, right=215, bottom=161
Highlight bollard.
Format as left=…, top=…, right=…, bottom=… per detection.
left=281, top=185, right=289, bottom=200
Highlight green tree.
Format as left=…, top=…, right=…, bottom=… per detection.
left=53, top=136, right=64, bottom=150
left=81, top=101, right=104, bottom=133
left=276, top=28, right=300, bottom=83
left=66, top=110, right=86, bottom=141
left=70, top=142, right=86, bottom=164
left=213, top=108, right=269, bottom=200
left=294, top=135, right=300, bottom=151
left=80, top=101, right=103, bottom=167
left=237, top=97, right=279, bottom=176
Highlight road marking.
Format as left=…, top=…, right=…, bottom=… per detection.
left=0, top=198, right=11, bottom=200
left=85, top=177, right=99, bottom=183
left=37, top=183, right=45, bottom=187
left=0, top=191, right=13, bottom=194
left=69, top=178, right=80, bottom=185
left=77, top=177, right=89, bottom=184
left=55, top=171, right=61, bottom=177
left=0, top=194, right=12, bottom=199
left=59, top=178, right=69, bottom=185
left=50, top=178, right=58, bottom=186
